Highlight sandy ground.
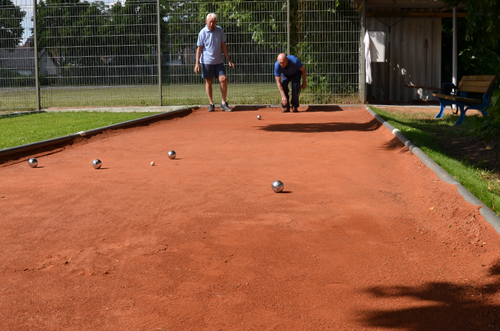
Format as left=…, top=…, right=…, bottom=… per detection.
left=1, top=106, right=500, bottom=330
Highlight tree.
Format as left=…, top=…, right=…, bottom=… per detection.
left=440, top=0, right=500, bottom=79
left=443, top=0, right=500, bottom=48
left=0, top=0, right=25, bottom=49
left=441, top=0, right=500, bottom=135
left=36, top=0, right=162, bottom=84
left=37, top=0, right=108, bottom=79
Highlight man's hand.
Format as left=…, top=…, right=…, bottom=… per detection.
left=228, top=61, right=235, bottom=69
left=300, top=65, right=307, bottom=90
left=194, top=64, right=200, bottom=74
left=281, top=96, right=288, bottom=106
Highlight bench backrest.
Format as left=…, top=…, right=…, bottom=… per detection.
left=458, top=75, right=497, bottom=94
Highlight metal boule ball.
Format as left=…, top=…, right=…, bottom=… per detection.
left=28, top=158, right=38, bottom=168
left=92, top=159, right=102, bottom=169
left=167, top=150, right=176, bottom=159
left=272, top=180, right=284, bottom=193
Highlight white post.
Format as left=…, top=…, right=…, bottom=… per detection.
left=452, top=6, right=457, bottom=86
left=359, top=0, right=366, bottom=103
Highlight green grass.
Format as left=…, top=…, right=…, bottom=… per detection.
left=0, top=84, right=278, bottom=110
left=0, top=83, right=357, bottom=111
left=370, top=106, right=500, bottom=216
left=0, top=111, right=162, bottom=149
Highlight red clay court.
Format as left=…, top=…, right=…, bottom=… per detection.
left=2, top=106, right=500, bottom=330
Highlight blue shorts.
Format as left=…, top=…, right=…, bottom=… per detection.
left=201, top=63, right=226, bottom=79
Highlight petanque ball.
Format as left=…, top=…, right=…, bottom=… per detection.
left=168, top=150, right=176, bottom=159
left=92, top=159, right=102, bottom=169
left=257, top=115, right=262, bottom=120
left=272, top=180, right=284, bottom=193
left=28, top=158, right=38, bottom=168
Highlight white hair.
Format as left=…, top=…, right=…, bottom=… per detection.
left=206, top=13, right=218, bottom=21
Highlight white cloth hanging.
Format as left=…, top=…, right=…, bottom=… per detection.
left=364, top=30, right=372, bottom=84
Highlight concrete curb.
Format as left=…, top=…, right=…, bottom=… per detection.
left=44, top=105, right=195, bottom=113
left=365, top=106, right=500, bottom=235
left=0, top=106, right=197, bottom=161
left=0, top=110, right=46, bottom=118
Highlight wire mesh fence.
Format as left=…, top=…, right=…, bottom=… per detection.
left=0, top=0, right=360, bottom=111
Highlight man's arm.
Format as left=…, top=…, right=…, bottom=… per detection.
left=275, top=75, right=288, bottom=106
left=299, top=65, right=307, bottom=90
left=194, top=46, right=203, bottom=73
left=221, top=42, right=234, bottom=69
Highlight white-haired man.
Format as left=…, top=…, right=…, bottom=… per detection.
left=194, top=13, right=235, bottom=112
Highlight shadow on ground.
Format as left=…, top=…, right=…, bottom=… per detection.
left=231, top=105, right=344, bottom=112
left=303, top=105, right=344, bottom=112
left=258, top=118, right=382, bottom=133
left=359, top=260, right=500, bottom=330
left=383, top=136, right=406, bottom=151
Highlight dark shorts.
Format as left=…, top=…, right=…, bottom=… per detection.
left=201, top=63, right=226, bottom=79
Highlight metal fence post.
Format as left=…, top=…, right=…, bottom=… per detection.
left=286, top=0, right=290, bottom=55
left=157, top=0, right=162, bottom=106
left=0, top=0, right=361, bottom=110
left=33, top=0, right=40, bottom=110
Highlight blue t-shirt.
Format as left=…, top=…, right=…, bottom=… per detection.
left=197, top=25, right=227, bottom=65
left=274, top=55, right=303, bottom=77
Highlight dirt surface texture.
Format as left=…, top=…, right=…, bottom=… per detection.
left=2, top=106, right=500, bottom=330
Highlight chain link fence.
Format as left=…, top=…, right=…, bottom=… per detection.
left=0, top=0, right=360, bottom=111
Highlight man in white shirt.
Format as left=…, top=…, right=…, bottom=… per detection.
left=194, top=13, right=235, bottom=112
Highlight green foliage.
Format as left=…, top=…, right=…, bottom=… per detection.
left=441, top=3, right=500, bottom=144
left=11, top=0, right=357, bottom=102
left=472, top=89, right=500, bottom=140
left=0, top=0, right=25, bottom=48
left=441, top=1, right=500, bottom=83
left=443, top=0, right=500, bottom=48
left=36, top=0, right=161, bottom=82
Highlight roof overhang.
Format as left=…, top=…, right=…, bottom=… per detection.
left=354, top=0, right=467, bottom=18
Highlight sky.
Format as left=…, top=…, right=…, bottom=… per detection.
left=15, top=0, right=33, bottom=44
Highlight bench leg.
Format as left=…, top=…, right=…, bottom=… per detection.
left=455, top=104, right=466, bottom=125
left=435, top=103, right=446, bottom=119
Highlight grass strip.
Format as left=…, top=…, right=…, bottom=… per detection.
left=0, top=111, right=161, bottom=150
left=0, top=83, right=356, bottom=111
left=370, top=106, right=500, bottom=216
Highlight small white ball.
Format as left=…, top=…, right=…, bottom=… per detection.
left=151, top=161, right=155, bottom=166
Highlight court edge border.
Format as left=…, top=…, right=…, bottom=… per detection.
left=365, top=105, right=500, bottom=236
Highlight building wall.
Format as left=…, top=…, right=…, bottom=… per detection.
left=366, top=17, right=442, bottom=104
